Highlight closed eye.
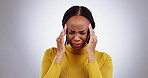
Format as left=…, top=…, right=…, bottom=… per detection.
left=79, top=31, right=86, bottom=35
left=68, top=30, right=75, bottom=34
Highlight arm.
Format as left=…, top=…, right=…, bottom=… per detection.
left=87, top=53, right=113, bottom=78
left=40, top=25, right=67, bottom=78
left=87, top=25, right=113, bottom=78
left=40, top=48, right=63, bottom=78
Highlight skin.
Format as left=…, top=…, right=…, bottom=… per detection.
left=55, top=16, right=97, bottom=64
left=66, top=16, right=90, bottom=49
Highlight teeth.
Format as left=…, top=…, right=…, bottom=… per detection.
left=77, top=45, right=80, bottom=46
left=74, top=44, right=80, bottom=47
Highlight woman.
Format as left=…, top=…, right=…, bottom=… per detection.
left=40, top=6, right=113, bottom=78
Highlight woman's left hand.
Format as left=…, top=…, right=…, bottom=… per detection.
left=87, top=24, right=97, bottom=62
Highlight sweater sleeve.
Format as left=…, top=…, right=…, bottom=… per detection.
left=40, top=48, right=61, bottom=78
left=87, top=53, right=113, bottom=78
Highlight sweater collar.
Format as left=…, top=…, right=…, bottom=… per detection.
left=65, top=44, right=87, bottom=55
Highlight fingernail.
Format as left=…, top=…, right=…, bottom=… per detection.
left=89, top=24, right=91, bottom=28
left=65, top=24, right=67, bottom=29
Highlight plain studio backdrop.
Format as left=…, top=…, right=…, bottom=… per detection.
left=0, top=0, right=148, bottom=78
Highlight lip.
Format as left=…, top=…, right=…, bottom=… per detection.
left=72, top=43, right=82, bottom=49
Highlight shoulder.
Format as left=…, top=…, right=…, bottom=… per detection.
left=94, top=50, right=112, bottom=61
left=43, top=47, right=57, bottom=59
left=94, top=50, right=113, bottom=71
left=44, top=47, right=57, bottom=56
left=42, top=47, right=57, bottom=63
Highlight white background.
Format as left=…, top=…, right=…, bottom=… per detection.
left=0, top=0, right=148, bottom=78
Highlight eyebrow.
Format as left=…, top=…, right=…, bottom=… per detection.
left=80, top=28, right=88, bottom=32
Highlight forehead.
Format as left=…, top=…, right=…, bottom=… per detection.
left=66, top=16, right=90, bottom=30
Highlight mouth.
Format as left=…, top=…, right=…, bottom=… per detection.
left=72, top=43, right=82, bottom=49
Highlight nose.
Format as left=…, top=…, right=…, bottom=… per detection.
left=73, top=35, right=80, bottom=42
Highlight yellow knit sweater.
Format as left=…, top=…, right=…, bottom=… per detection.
left=40, top=44, right=113, bottom=78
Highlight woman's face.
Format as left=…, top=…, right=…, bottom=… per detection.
left=66, top=16, right=90, bottom=49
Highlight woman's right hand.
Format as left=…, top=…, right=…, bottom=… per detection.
left=56, top=25, right=67, bottom=55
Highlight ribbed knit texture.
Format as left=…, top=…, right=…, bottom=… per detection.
left=40, top=44, right=113, bottom=78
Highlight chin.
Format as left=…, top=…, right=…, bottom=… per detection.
left=72, top=46, right=82, bottom=49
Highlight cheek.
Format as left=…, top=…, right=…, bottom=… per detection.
left=80, top=35, right=88, bottom=40
left=67, top=35, right=73, bottom=41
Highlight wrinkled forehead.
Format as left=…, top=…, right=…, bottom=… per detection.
left=66, top=24, right=89, bottom=31
left=67, top=27, right=88, bottom=32
left=66, top=16, right=90, bottom=31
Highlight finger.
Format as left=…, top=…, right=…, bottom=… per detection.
left=88, top=24, right=98, bottom=42
left=58, top=30, right=64, bottom=38
left=88, top=24, right=93, bottom=35
left=94, top=35, right=97, bottom=42
left=58, top=25, right=67, bottom=38
left=91, top=30, right=97, bottom=41
left=63, top=24, right=67, bottom=35
left=56, top=37, right=60, bottom=42
left=61, top=24, right=67, bottom=37
left=89, top=24, right=96, bottom=40
left=88, top=24, right=92, bottom=39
